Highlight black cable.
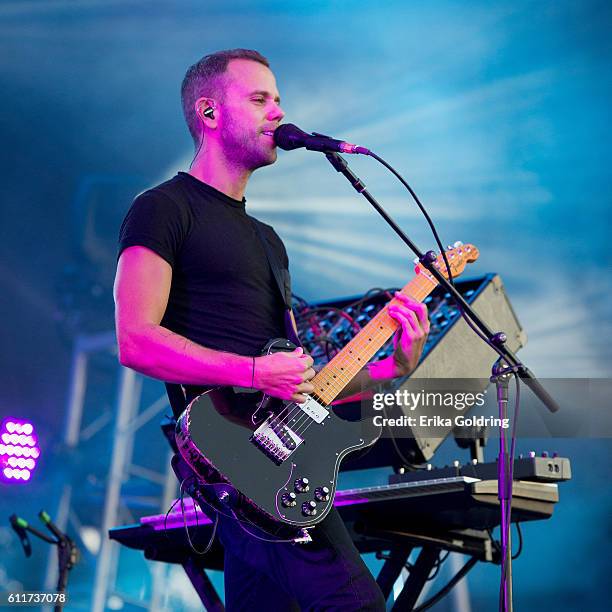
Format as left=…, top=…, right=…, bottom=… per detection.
left=487, top=528, right=502, bottom=555
left=162, top=496, right=183, bottom=540
left=498, top=365, right=521, bottom=588
left=507, top=374, right=521, bottom=521
left=189, top=134, right=204, bottom=170
left=382, top=403, right=428, bottom=470
left=178, top=478, right=219, bottom=555
left=367, top=151, right=455, bottom=288
left=426, top=550, right=450, bottom=582
left=295, top=289, right=401, bottom=365
left=291, top=293, right=310, bottom=310
left=512, top=522, right=523, bottom=560
left=412, top=556, right=478, bottom=612
left=296, top=304, right=359, bottom=324
left=487, top=519, right=524, bottom=562
left=323, top=337, right=343, bottom=361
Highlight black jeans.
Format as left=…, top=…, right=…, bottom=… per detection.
left=217, top=507, right=386, bottom=611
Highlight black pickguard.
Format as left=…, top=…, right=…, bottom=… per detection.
left=176, top=383, right=381, bottom=535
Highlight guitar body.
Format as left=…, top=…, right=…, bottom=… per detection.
left=176, top=382, right=381, bottom=536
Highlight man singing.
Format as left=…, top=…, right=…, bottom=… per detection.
left=114, top=49, right=429, bottom=610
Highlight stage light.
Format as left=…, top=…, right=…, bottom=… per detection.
left=1, top=418, right=39, bottom=483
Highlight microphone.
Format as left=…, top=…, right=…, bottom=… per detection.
left=274, top=123, right=370, bottom=155
left=10, top=514, right=32, bottom=557
left=39, top=510, right=63, bottom=541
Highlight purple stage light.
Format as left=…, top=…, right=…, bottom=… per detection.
left=0, top=418, right=40, bottom=483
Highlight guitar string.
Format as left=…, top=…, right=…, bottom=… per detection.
left=290, top=329, right=392, bottom=436
left=288, top=322, right=407, bottom=438
left=279, top=304, right=401, bottom=427
left=286, top=290, right=425, bottom=428
left=275, top=291, right=430, bottom=436
left=281, top=278, right=439, bottom=439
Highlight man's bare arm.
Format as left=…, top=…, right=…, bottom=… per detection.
left=114, top=246, right=315, bottom=402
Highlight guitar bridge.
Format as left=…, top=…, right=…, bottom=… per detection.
left=251, top=416, right=303, bottom=465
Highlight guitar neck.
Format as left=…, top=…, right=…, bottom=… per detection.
left=311, top=271, right=438, bottom=406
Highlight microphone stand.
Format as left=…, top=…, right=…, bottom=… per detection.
left=323, top=151, right=560, bottom=612
left=9, top=511, right=80, bottom=612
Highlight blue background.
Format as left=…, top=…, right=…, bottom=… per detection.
left=1, top=1, right=610, bottom=610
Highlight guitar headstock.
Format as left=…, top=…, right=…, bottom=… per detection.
left=414, top=242, right=479, bottom=282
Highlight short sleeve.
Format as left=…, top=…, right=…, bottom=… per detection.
left=118, top=189, right=191, bottom=267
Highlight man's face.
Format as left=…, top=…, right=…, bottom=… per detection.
left=218, top=59, right=285, bottom=170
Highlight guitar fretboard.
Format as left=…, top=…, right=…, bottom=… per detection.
left=311, top=271, right=437, bottom=405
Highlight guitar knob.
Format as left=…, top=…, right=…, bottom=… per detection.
left=314, top=486, right=330, bottom=502
left=281, top=492, right=297, bottom=508
left=301, top=501, right=317, bottom=517
left=295, top=477, right=310, bottom=493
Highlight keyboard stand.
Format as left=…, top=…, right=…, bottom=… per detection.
left=359, top=525, right=498, bottom=610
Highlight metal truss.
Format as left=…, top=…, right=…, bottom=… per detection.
left=44, top=331, right=178, bottom=611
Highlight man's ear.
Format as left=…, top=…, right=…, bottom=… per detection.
left=195, top=97, right=217, bottom=126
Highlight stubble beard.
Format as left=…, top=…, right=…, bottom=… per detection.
left=221, top=118, right=277, bottom=172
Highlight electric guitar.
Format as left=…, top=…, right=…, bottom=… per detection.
left=176, top=243, right=479, bottom=537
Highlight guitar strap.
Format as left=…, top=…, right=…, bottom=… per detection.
left=250, top=217, right=302, bottom=348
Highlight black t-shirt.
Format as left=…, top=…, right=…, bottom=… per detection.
left=118, top=172, right=288, bottom=357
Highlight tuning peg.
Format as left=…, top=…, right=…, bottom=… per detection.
left=413, top=257, right=419, bottom=264
left=453, top=241, right=463, bottom=247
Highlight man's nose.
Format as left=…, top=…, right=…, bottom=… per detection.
left=269, top=102, right=285, bottom=122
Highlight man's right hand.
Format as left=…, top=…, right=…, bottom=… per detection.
left=254, top=347, right=315, bottom=403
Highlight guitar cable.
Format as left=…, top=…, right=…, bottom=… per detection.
left=181, top=478, right=219, bottom=556
left=161, top=477, right=220, bottom=556
left=177, top=475, right=305, bottom=546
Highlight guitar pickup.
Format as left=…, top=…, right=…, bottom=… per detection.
left=299, top=396, right=329, bottom=424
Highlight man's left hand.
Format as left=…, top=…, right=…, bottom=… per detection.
left=386, top=291, right=430, bottom=377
